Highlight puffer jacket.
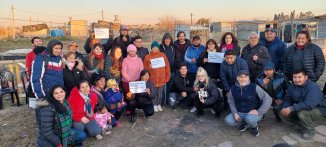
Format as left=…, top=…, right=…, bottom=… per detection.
left=184, top=45, right=205, bottom=73
left=256, top=72, right=290, bottom=100
left=260, top=37, right=286, bottom=71
left=284, top=43, right=325, bottom=82
left=31, top=40, right=64, bottom=99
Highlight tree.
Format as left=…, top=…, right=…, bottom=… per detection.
left=196, top=18, right=210, bottom=26
left=158, top=15, right=187, bottom=33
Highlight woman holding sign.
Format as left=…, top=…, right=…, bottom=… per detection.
left=144, top=41, right=171, bottom=112
left=197, top=39, right=221, bottom=80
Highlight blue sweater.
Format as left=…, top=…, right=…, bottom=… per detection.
left=184, top=45, right=205, bottom=73
left=260, top=37, right=286, bottom=71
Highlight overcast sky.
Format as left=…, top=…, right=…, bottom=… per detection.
left=1, top=0, right=325, bottom=26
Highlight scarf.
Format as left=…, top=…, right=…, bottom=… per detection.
left=91, top=51, right=104, bottom=59
left=221, top=43, right=234, bottom=52
left=296, top=44, right=305, bottom=50
left=56, top=100, right=73, bottom=147
left=79, top=91, right=93, bottom=118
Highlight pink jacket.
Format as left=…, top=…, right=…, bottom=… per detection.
left=94, top=112, right=114, bottom=128
left=121, top=55, right=144, bottom=82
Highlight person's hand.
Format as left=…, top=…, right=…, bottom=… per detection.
left=253, top=54, right=259, bottom=61
left=145, top=88, right=151, bottom=95
left=203, top=58, right=208, bottom=63
left=263, top=77, right=270, bottom=85
left=191, top=58, right=196, bottom=63
left=248, top=109, right=259, bottom=115
left=199, top=97, right=205, bottom=103
left=194, top=86, right=199, bottom=91
left=81, top=117, right=90, bottom=124
left=234, top=113, right=241, bottom=122
left=280, top=107, right=291, bottom=116
left=181, top=92, right=187, bottom=97
left=275, top=99, right=283, bottom=105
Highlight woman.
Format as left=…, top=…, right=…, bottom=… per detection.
left=128, top=70, right=155, bottom=123
left=37, top=85, right=87, bottom=147
left=220, top=32, right=241, bottom=56
left=144, top=41, right=171, bottom=112
left=63, top=51, right=85, bottom=94
left=90, top=73, right=108, bottom=109
left=121, top=44, right=144, bottom=103
left=197, top=39, right=221, bottom=80
left=284, top=30, right=325, bottom=82
left=241, top=32, right=270, bottom=82
left=83, top=43, right=105, bottom=82
left=68, top=80, right=102, bottom=139
left=104, top=46, right=123, bottom=84
left=191, top=67, right=222, bottom=117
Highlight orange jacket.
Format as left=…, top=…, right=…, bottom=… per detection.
left=143, top=51, right=171, bottom=87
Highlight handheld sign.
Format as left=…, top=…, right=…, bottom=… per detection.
left=208, top=52, right=225, bottom=63
left=150, top=57, right=165, bottom=68
left=94, top=28, right=110, bottom=39
left=129, top=81, right=146, bottom=93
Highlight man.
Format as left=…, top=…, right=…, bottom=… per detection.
left=113, top=25, right=132, bottom=58
left=184, top=35, right=205, bottom=79
left=133, top=35, right=149, bottom=61
left=241, top=32, right=271, bottom=82
left=169, top=62, right=195, bottom=109
left=68, top=41, right=84, bottom=60
left=280, top=70, right=326, bottom=140
left=220, top=50, right=249, bottom=109
left=174, top=31, right=191, bottom=67
left=26, top=37, right=43, bottom=76
left=260, top=28, right=287, bottom=71
left=256, top=61, right=290, bottom=122
left=225, top=70, right=272, bottom=137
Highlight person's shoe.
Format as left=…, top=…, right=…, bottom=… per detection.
left=130, top=115, right=136, bottom=123
left=157, top=105, right=163, bottom=112
left=238, top=124, right=249, bottom=132
left=302, top=132, right=315, bottom=140
left=190, top=106, right=197, bottom=113
left=104, top=131, right=111, bottom=135
left=95, top=134, right=103, bottom=139
left=275, top=117, right=282, bottom=122
left=154, top=105, right=158, bottom=112
left=251, top=126, right=259, bottom=137
left=194, top=111, right=203, bottom=118
left=210, top=108, right=216, bottom=114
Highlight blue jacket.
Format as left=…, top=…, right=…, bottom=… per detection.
left=231, top=83, right=260, bottom=113
left=184, top=45, right=205, bottom=73
left=260, top=37, right=286, bottom=71
left=283, top=80, right=324, bottom=114
left=220, top=57, right=249, bottom=92
left=31, top=40, right=64, bottom=99
left=256, top=72, right=290, bottom=100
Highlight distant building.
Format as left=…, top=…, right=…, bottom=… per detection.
left=68, top=20, right=88, bottom=37
left=315, top=14, right=326, bottom=39
left=22, top=24, right=48, bottom=37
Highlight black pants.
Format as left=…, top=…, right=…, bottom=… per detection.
left=127, top=99, right=154, bottom=117
left=193, top=94, right=223, bottom=117
left=111, top=107, right=125, bottom=121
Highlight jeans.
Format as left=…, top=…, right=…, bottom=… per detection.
left=225, top=112, right=263, bottom=128
left=164, top=72, right=175, bottom=104
left=168, top=93, right=193, bottom=108
left=73, top=120, right=101, bottom=137
left=280, top=108, right=323, bottom=133
left=152, top=86, right=164, bottom=106
left=72, top=128, right=87, bottom=147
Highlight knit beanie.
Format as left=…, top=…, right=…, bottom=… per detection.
left=151, top=41, right=160, bottom=49
left=127, top=44, right=137, bottom=52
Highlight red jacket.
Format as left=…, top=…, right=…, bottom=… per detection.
left=26, top=50, right=36, bottom=76
left=68, top=87, right=98, bottom=122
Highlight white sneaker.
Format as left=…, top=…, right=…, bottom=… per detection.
left=154, top=105, right=158, bottom=112
left=157, top=105, right=163, bottom=111
left=96, top=134, right=103, bottom=139
left=210, top=108, right=216, bottom=114
left=190, top=106, right=197, bottom=113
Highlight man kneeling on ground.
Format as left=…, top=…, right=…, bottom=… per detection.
left=280, top=70, right=326, bottom=140
left=225, top=70, right=272, bottom=137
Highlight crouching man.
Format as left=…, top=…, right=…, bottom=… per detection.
left=225, top=70, right=272, bottom=137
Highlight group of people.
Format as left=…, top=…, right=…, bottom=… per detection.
left=25, top=25, right=326, bottom=146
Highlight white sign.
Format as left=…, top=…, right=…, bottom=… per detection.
left=94, top=28, right=110, bottom=39
left=150, top=57, right=165, bottom=69
left=208, top=52, right=225, bottom=63
left=29, top=97, right=37, bottom=108
left=129, top=81, right=147, bottom=94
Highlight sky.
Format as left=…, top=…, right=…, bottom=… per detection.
left=1, top=0, right=326, bottom=26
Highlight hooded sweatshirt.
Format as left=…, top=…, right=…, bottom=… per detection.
left=31, top=39, right=64, bottom=99
left=159, top=33, right=176, bottom=72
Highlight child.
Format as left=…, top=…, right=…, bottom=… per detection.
left=94, top=103, right=116, bottom=135
left=104, top=79, right=127, bottom=126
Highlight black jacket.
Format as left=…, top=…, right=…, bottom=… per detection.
left=284, top=43, right=325, bottom=82
left=63, top=63, right=85, bottom=94
left=136, top=47, right=149, bottom=61
left=197, top=51, right=221, bottom=79
left=173, top=39, right=192, bottom=66
left=135, top=81, right=155, bottom=105
left=173, top=72, right=195, bottom=94
left=160, top=33, right=176, bottom=72
left=113, top=34, right=132, bottom=58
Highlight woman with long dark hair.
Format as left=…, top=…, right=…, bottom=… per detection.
left=83, top=43, right=105, bottom=82
left=220, top=32, right=241, bottom=56
left=104, top=46, right=123, bottom=84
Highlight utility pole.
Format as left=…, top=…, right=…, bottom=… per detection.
left=190, top=13, right=193, bottom=25
left=11, top=4, right=15, bottom=39
left=102, top=10, right=104, bottom=20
